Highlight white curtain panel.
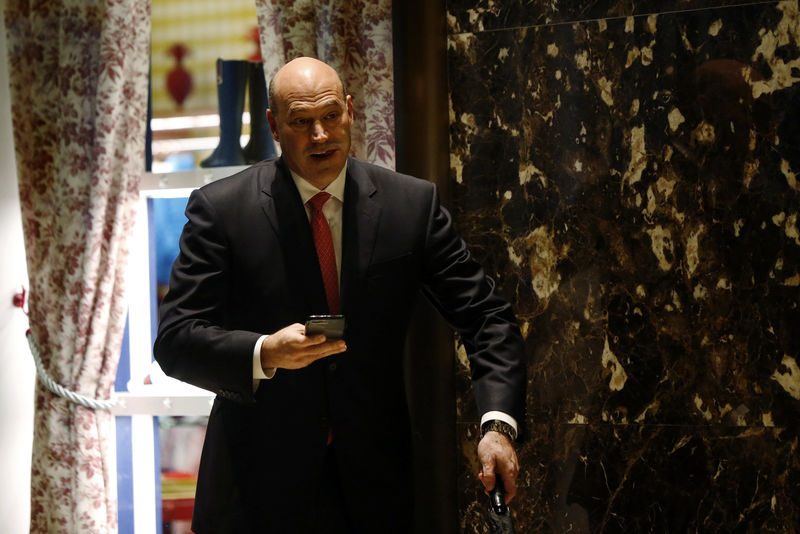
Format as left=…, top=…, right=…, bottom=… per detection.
left=5, top=1, right=150, bottom=531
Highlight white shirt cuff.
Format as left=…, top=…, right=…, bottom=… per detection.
left=253, top=335, right=276, bottom=380
left=480, top=411, right=518, bottom=439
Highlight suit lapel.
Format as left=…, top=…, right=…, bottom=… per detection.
left=340, top=159, right=381, bottom=315
left=260, top=158, right=328, bottom=315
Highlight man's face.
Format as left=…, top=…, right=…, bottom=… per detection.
left=267, top=70, right=353, bottom=189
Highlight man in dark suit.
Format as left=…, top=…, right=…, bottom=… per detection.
left=154, top=57, right=526, bottom=533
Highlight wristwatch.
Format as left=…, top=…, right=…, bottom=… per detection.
left=480, top=419, right=517, bottom=442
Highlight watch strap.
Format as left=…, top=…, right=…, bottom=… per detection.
left=481, top=419, right=517, bottom=442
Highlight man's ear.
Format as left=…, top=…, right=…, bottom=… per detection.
left=346, top=95, right=354, bottom=122
left=266, top=109, right=279, bottom=142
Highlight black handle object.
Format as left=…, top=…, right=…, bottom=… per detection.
left=487, top=476, right=515, bottom=533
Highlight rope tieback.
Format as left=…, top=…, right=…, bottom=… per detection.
left=26, top=330, right=115, bottom=411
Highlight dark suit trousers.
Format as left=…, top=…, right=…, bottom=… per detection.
left=318, top=443, right=352, bottom=533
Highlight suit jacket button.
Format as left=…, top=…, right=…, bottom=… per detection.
left=328, top=362, right=338, bottom=372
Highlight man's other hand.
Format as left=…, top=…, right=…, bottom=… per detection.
left=260, top=323, right=346, bottom=370
left=477, top=431, right=519, bottom=504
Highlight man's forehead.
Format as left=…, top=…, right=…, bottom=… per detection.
left=285, top=93, right=345, bottom=114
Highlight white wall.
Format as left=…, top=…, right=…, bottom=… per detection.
left=0, top=7, right=35, bottom=534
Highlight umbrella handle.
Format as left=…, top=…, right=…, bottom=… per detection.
left=489, top=476, right=509, bottom=514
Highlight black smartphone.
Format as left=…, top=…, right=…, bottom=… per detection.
left=305, top=315, right=346, bottom=339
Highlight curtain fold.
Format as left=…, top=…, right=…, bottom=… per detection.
left=4, top=1, right=150, bottom=532
left=254, top=0, right=395, bottom=169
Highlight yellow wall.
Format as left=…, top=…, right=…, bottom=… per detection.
left=151, top=0, right=259, bottom=116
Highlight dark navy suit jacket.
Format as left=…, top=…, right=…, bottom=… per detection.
left=154, top=157, right=526, bottom=533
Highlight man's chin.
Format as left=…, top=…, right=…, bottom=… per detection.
left=301, top=156, right=345, bottom=186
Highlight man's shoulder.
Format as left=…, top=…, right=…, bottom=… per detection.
left=347, top=157, right=435, bottom=194
left=197, top=158, right=279, bottom=199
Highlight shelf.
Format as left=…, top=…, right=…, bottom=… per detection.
left=141, top=165, right=250, bottom=191
left=111, top=390, right=214, bottom=416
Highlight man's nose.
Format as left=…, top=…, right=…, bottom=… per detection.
left=310, top=120, right=328, bottom=143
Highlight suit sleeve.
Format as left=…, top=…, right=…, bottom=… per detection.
left=153, top=187, right=262, bottom=403
left=420, top=185, right=527, bottom=430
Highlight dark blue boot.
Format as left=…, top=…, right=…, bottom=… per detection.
left=242, top=61, right=277, bottom=164
left=201, top=59, right=248, bottom=168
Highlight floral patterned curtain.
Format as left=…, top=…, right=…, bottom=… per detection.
left=4, top=1, right=150, bottom=532
left=254, top=0, right=395, bottom=169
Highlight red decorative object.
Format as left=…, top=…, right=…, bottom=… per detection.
left=166, top=43, right=193, bottom=109
left=247, top=27, right=262, bottom=62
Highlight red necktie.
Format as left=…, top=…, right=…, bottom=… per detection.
left=307, top=192, right=339, bottom=315
left=308, top=192, right=338, bottom=446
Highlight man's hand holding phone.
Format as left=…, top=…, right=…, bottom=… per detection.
left=260, top=318, right=347, bottom=370
left=304, top=315, right=345, bottom=339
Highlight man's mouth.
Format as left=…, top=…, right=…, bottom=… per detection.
left=309, top=149, right=336, bottom=160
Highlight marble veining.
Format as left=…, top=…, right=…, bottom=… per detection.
left=448, top=1, right=800, bottom=531
left=446, top=0, right=778, bottom=34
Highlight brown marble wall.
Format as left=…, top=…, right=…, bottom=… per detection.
left=447, top=1, right=800, bottom=532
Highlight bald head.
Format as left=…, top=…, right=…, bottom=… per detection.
left=265, top=57, right=354, bottom=189
left=268, top=57, right=346, bottom=118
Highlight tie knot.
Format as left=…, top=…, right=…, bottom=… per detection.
left=308, top=191, right=331, bottom=212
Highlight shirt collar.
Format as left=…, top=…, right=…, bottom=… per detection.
left=290, top=162, right=347, bottom=205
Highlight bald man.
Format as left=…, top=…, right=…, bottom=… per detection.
left=154, top=57, right=527, bottom=533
